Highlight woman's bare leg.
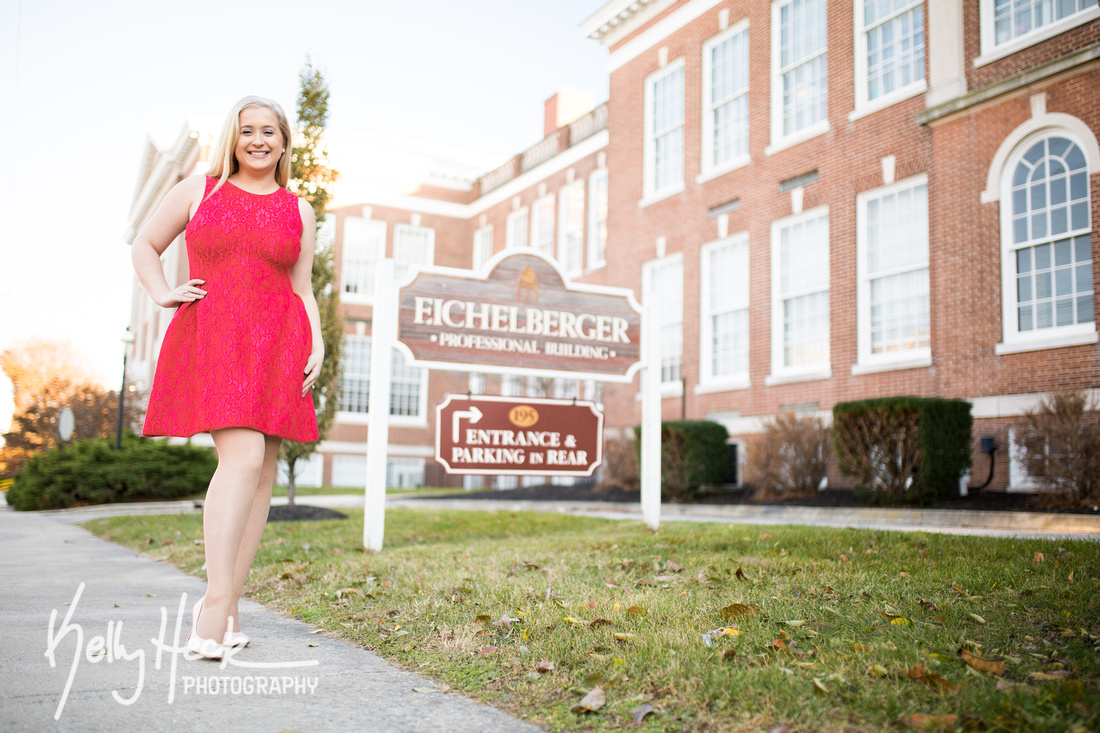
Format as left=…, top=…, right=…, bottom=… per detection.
left=226, top=433, right=282, bottom=632
left=198, top=428, right=266, bottom=641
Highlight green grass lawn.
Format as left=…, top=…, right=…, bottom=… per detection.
left=84, top=509, right=1099, bottom=732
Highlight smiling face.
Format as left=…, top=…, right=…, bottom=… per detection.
left=233, top=106, right=285, bottom=177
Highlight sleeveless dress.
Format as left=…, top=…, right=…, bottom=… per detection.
left=143, top=177, right=319, bottom=442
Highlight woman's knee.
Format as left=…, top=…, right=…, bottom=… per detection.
left=212, top=428, right=268, bottom=473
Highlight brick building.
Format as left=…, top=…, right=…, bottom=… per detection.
left=584, top=0, right=1099, bottom=490
left=128, top=1, right=1098, bottom=493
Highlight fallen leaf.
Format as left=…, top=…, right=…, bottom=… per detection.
left=570, top=686, right=606, bottom=713
left=870, top=664, right=888, bottom=676
left=536, top=659, right=555, bottom=673
left=811, top=677, right=830, bottom=695
left=1029, top=670, right=1072, bottom=681
left=900, top=571, right=911, bottom=578
left=959, top=648, right=1004, bottom=676
left=654, top=575, right=677, bottom=583
left=338, top=587, right=363, bottom=597
left=307, top=642, right=319, bottom=647
left=918, top=599, right=939, bottom=611
left=771, top=639, right=787, bottom=651
left=626, top=605, right=647, bottom=617
left=478, top=646, right=497, bottom=656
left=784, top=619, right=807, bottom=627
left=563, top=616, right=585, bottom=625
left=590, top=618, right=612, bottom=628
left=634, top=578, right=657, bottom=587
left=735, top=566, right=749, bottom=581
left=412, top=687, right=441, bottom=693
left=523, top=561, right=540, bottom=570
left=968, top=613, right=987, bottom=624
left=630, top=703, right=655, bottom=722
left=612, top=632, right=635, bottom=642
left=1034, top=552, right=1044, bottom=563
left=475, top=614, right=491, bottom=623
left=839, top=554, right=850, bottom=563
left=900, top=713, right=959, bottom=730
left=880, top=612, right=911, bottom=626
left=907, top=665, right=958, bottom=695
left=853, top=644, right=869, bottom=652
left=719, top=603, right=759, bottom=621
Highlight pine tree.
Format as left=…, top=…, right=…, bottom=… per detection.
left=281, top=57, right=344, bottom=505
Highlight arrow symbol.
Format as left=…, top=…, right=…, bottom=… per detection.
left=452, top=405, right=483, bottom=442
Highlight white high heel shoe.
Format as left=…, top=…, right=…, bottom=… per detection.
left=223, top=629, right=250, bottom=648
left=186, top=596, right=225, bottom=660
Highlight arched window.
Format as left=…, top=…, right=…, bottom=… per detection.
left=1001, top=133, right=1094, bottom=350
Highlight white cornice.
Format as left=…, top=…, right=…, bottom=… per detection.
left=581, top=0, right=678, bottom=46
left=608, top=0, right=724, bottom=71
left=124, top=123, right=202, bottom=243
left=336, top=129, right=609, bottom=221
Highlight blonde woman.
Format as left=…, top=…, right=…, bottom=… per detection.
left=131, top=96, right=322, bottom=659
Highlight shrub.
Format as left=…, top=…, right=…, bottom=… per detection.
left=635, top=420, right=730, bottom=502
left=746, top=412, right=830, bottom=498
left=833, top=397, right=972, bottom=505
left=1014, top=389, right=1100, bottom=506
left=600, top=436, right=639, bottom=490
left=6, top=434, right=217, bottom=511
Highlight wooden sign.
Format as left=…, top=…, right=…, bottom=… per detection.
left=397, top=252, right=642, bottom=381
left=435, top=394, right=604, bottom=476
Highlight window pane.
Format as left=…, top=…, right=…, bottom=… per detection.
left=992, top=0, right=1098, bottom=47
left=779, top=0, right=828, bottom=136
left=864, top=2, right=924, bottom=100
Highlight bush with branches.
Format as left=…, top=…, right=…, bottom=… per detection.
left=1014, top=389, right=1100, bottom=506
left=600, top=435, right=639, bottom=490
left=634, top=420, right=729, bottom=502
left=833, top=397, right=971, bottom=505
left=745, top=412, right=830, bottom=497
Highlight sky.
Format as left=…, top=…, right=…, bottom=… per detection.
left=0, top=0, right=611, bottom=426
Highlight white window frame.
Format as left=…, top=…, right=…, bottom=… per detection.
left=530, top=194, right=556, bottom=257
left=642, top=253, right=685, bottom=395
left=558, top=180, right=586, bottom=277
left=769, top=0, right=830, bottom=155
left=768, top=206, right=831, bottom=384
left=331, top=454, right=367, bottom=488
left=1007, top=426, right=1042, bottom=491
left=642, top=58, right=686, bottom=204
left=340, top=216, right=386, bottom=304
left=336, top=334, right=429, bottom=427
left=851, top=0, right=927, bottom=119
left=701, top=19, right=751, bottom=181
left=588, top=169, right=609, bottom=270
left=977, top=0, right=1100, bottom=66
left=393, top=224, right=435, bottom=281
left=854, top=175, right=932, bottom=374
left=472, top=224, right=494, bottom=271
left=386, top=457, right=426, bottom=489
left=506, top=208, right=528, bottom=249
left=699, top=232, right=751, bottom=392
left=997, top=130, right=1096, bottom=354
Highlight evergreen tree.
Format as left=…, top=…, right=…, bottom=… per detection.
left=281, top=56, right=344, bottom=505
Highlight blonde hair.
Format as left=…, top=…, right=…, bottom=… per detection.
left=205, top=96, right=292, bottom=197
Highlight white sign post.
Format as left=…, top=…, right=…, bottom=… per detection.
left=364, top=259, right=397, bottom=552
left=362, top=251, right=660, bottom=551
left=640, top=300, right=661, bottom=530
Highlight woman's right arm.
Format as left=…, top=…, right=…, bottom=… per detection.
left=131, top=176, right=208, bottom=308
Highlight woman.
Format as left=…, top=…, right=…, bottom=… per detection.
left=131, top=96, right=322, bottom=660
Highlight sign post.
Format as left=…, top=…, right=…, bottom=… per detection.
left=364, top=258, right=396, bottom=552
left=362, top=250, right=655, bottom=551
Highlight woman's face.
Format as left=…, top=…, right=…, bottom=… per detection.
left=234, top=106, right=284, bottom=177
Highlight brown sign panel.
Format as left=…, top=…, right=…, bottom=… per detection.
left=435, top=394, right=604, bottom=477
left=398, top=252, right=642, bottom=380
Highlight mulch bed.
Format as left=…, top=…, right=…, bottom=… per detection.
left=412, top=483, right=1100, bottom=516
left=267, top=504, right=348, bottom=522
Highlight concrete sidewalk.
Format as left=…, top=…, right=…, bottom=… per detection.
left=0, top=510, right=541, bottom=733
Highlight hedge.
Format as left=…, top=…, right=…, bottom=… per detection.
left=6, top=434, right=217, bottom=511
left=635, top=420, right=730, bottom=501
left=833, top=396, right=972, bottom=505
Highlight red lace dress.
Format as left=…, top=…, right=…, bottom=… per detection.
left=143, top=177, right=319, bottom=442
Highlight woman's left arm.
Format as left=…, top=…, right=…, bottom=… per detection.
left=291, top=199, right=324, bottom=397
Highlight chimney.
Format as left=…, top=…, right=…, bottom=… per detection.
left=544, top=89, right=596, bottom=138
